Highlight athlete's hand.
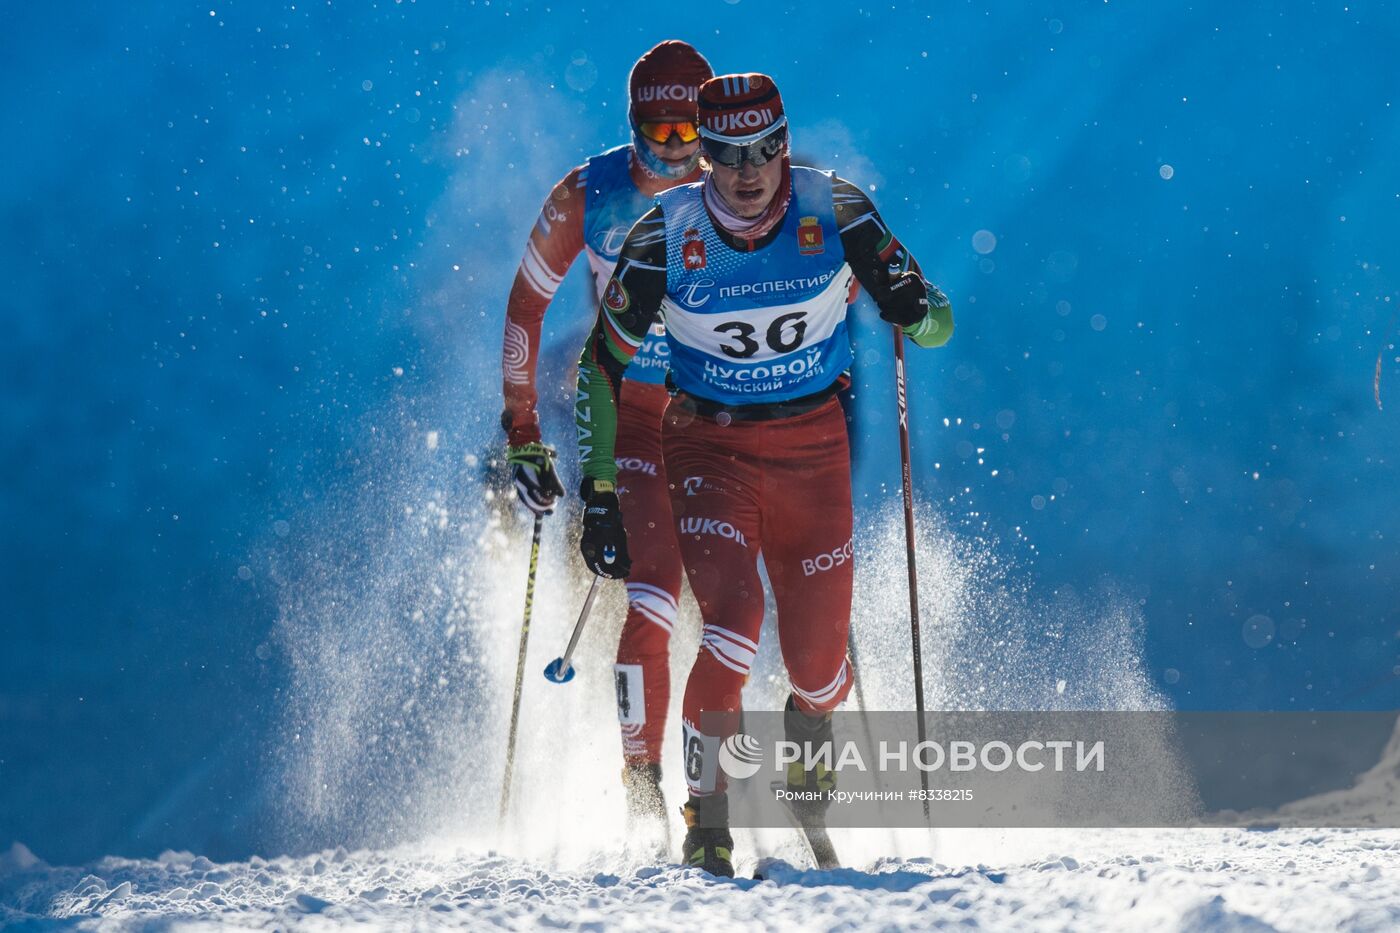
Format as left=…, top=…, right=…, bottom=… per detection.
left=507, top=442, right=566, bottom=515
left=579, top=480, right=631, bottom=579
left=878, top=267, right=931, bottom=328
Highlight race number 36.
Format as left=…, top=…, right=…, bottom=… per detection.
left=714, top=311, right=808, bottom=359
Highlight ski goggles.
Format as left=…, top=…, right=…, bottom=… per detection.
left=698, top=117, right=789, bottom=169
left=636, top=120, right=701, bottom=144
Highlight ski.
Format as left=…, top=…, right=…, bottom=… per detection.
left=769, top=780, right=840, bottom=870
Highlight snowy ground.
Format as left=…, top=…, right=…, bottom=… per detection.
left=8, top=512, right=1399, bottom=929
left=4, top=828, right=1399, bottom=931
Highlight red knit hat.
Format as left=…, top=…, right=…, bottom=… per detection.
left=697, top=73, right=785, bottom=139
left=628, top=41, right=713, bottom=123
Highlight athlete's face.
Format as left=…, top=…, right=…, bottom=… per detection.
left=639, top=113, right=701, bottom=171
left=709, top=156, right=783, bottom=218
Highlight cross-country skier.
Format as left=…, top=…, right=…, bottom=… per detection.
left=499, top=40, right=713, bottom=835
left=573, top=73, right=953, bottom=876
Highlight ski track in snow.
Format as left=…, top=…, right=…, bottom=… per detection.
left=3, top=829, right=1398, bottom=931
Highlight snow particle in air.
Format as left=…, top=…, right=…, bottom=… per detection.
left=1031, top=495, right=1047, bottom=510
left=1242, top=614, right=1275, bottom=649
left=273, top=520, right=290, bottom=538
left=362, top=80, right=374, bottom=92
left=1164, top=667, right=1181, bottom=684
left=1090, top=314, right=1107, bottom=331
left=237, top=565, right=253, bottom=581
left=972, top=230, right=997, bottom=254
left=1159, top=164, right=1175, bottom=180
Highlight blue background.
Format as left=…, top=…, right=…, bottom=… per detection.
left=3, top=0, right=1397, bottom=863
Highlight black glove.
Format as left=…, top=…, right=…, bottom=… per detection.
left=878, top=267, right=931, bottom=328
left=579, top=480, right=631, bottom=579
left=507, top=441, right=566, bottom=515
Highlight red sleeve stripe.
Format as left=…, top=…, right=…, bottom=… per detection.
left=520, top=240, right=565, bottom=299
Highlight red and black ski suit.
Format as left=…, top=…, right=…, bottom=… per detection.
left=575, top=174, right=954, bottom=797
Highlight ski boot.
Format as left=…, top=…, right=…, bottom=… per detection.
left=785, top=693, right=841, bottom=853
left=782, top=694, right=841, bottom=868
left=680, top=793, right=735, bottom=877
left=785, top=694, right=837, bottom=813
left=623, top=762, right=671, bottom=859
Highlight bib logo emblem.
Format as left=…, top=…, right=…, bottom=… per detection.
left=683, top=227, right=707, bottom=270
left=676, top=278, right=714, bottom=309
left=604, top=276, right=630, bottom=313
left=798, top=216, right=824, bottom=256
left=600, top=224, right=630, bottom=256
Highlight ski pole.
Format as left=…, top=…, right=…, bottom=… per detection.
left=893, top=323, right=932, bottom=823
left=499, top=513, right=543, bottom=825
left=846, top=636, right=879, bottom=749
left=544, top=574, right=603, bottom=683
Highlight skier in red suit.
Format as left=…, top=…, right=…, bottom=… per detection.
left=573, top=73, right=955, bottom=875
left=499, top=41, right=713, bottom=837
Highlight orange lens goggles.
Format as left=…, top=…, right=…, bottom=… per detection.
left=637, top=120, right=700, bottom=144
